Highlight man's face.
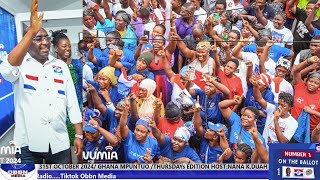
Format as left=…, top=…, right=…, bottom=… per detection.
left=28, top=29, right=51, bottom=62
left=256, top=0, right=266, bottom=9
left=84, top=131, right=100, bottom=142
left=306, top=3, right=316, bottom=16
left=310, top=39, right=320, bottom=56
left=171, top=137, right=187, bottom=152
left=171, top=0, right=181, bottom=10
left=179, top=6, right=190, bottom=19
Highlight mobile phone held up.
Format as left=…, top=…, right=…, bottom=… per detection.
left=143, top=30, right=150, bottom=40
left=213, top=13, right=220, bottom=21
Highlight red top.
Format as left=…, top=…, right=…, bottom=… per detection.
left=292, top=82, right=320, bottom=133
left=157, top=117, right=184, bottom=138
left=217, top=69, right=243, bottom=100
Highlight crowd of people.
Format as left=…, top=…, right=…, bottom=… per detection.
left=1, top=0, right=320, bottom=164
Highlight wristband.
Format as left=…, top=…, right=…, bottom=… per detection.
left=75, top=134, right=83, bottom=140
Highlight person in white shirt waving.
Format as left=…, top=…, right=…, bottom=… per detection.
left=253, top=78, right=297, bottom=150
left=0, top=0, right=83, bottom=163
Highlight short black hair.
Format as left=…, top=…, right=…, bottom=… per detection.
left=243, top=106, right=259, bottom=119
left=230, top=30, right=240, bottom=40
left=308, top=0, right=318, bottom=5
left=228, top=58, right=240, bottom=68
left=154, top=24, right=166, bottom=34
left=279, top=92, right=294, bottom=107
left=139, top=8, right=150, bottom=19
left=108, top=30, right=121, bottom=39
left=215, top=0, right=226, bottom=9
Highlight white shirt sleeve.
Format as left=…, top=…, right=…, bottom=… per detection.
left=283, top=117, right=298, bottom=141
left=98, top=30, right=107, bottom=50
left=265, top=20, right=273, bottom=29
left=266, top=102, right=275, bottom=114
left=0, top=60, right=20, bottom=83
left=294, top=53, right=301, bottom=65
left=286, top=31, right=294, bottom=46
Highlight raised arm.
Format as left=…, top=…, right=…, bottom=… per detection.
left=85, top=81, right=107, bottom=115
left=212, top=42, right=221, bottom=76
left=250, top=123, right=269, bottom=163
left=91, top=6, right=105, bottom=24
left=129, top=93, right=139, bottom=123
left=119, top=99, right=130, bottom=139
left=293, top=56, right=320, bottom=84
left=231, top=40, right=246, bottom=60
left=153, top=93, right=163, bottom=126
left=218, top=96, right=241, bottom=120
left=246, top=61, right=253, bottom=85
left=176, top=36, right=196, bottom=60
left=216, top=127, right=232, bottom=161
left=159, top=49, right=175, bottom=80
left=305, top=2, right=320, bottom=34
left=102, top=0, right=112, bottom=21
left=134, top=37, right=148, bottom=60
left=252, top=79, right=267, bottom=110
left=149, top=119, right=166, bottom=146
left=193, top=97, right=204, bottom=136
left=259, top=40, right=275, bottom=74
left=87, top=42, right=97, bottom=64
left=90, top=118, right=118, bottom=147
left=165, top=28, right=178, bottom=55
left=204, top=74, right=230, bottom=100
left=108, top=49, right=124, bottom=69
left=8, top=0, right=44, bottom=66
left=242, top=18, right=259, bottom=40
left=273, top=107, right=290, bottom=143
left=255, top=4, right=268, bottom=26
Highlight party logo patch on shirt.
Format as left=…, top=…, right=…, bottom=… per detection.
left=53, top=65, right=63, bottom=75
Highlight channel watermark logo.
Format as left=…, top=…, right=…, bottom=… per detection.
left=0, top=164, right=36, bottom=179
left=0, top=141, right=21, bottom=164
left=83, top=146, right=118, bottom=163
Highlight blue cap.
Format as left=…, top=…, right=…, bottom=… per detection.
left=135, top=116, right=151, bottom=131
left=84, top=109, right=100, bottom=121
left=83, top=121, right=98, bottom=133
left=142, top=44, right=153, bottom=52
left=179, top=66, right=189, bottom=77
left=208, top=122, right=228, bottom=137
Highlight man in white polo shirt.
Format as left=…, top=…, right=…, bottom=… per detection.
left=0, top=0, right=83, bottom=163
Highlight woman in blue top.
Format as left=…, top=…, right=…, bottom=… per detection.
left=120, top=100, right=160, bottom=163
left=96, top=9, right=137, bottom=53
left=149, top=103, right=201, bottom=163
left=52, top=31, right=83, bottom=108
left=192, top=99, right=233, bottom=164
left=86, top=66, right=120, bottom=107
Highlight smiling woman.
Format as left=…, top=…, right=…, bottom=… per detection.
left=52, top=31, right=83, bottom=108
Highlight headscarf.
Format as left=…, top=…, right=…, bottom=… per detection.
left=99, top=66, right=117, bottom=86
left=138, top=79, right=157, bottom=118
left=196, top=40, right=211, bottom=51
left=174, top=126, right=191, bottom=142
left=276, top=57, right=291, bottom=71
left=135, top=116, right=152, bottom=132
left=257, top=73, right=271, bottom=87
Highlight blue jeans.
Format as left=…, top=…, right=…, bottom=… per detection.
left=16, top=146, right=70, bottom=164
